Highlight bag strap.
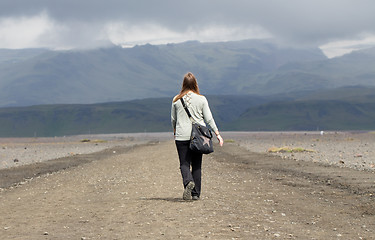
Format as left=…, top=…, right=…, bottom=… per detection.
left=181, top=98, right=213, bottom=138
left=180, top=98, right=194, bottom=122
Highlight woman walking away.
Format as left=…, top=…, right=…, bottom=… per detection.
left=171, top=72, right=224, bottom=200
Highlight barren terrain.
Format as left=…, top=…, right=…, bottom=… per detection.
left=0, top=132, right=374, bottom=239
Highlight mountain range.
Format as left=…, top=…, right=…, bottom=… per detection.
left=0, top=39, right=374, bottom=136
left=1, top=39, right=374, bottom=107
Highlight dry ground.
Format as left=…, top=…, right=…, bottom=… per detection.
left=0, top=140, right=374, bottom=239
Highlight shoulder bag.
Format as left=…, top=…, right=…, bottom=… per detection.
left=180, top=98, right=214, bottom=154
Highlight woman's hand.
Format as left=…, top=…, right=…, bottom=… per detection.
left=216, top=134, right=224, bottom=147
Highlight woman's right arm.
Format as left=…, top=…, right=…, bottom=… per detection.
left=171, top=100, right=177, bottom=133
left=214, top=130, right=224, bottom=146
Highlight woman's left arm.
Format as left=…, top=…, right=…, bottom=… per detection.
left=202, top=98, right=224, bottom=146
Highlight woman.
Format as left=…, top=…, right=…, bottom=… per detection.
left=171, top=72, right=224, bottom=200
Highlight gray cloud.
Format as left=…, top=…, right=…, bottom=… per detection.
left=1, top=0, right=375, bottom=53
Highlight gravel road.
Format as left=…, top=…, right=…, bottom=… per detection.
left=0, top=134, right=374, bottom=239
left=0, top=133, right=171, bottom=169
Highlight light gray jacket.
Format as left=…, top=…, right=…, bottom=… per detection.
left=171, top=92, right=218, bottom=141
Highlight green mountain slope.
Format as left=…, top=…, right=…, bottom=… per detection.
left=232, top=100, right=375, bottom=131
left=0, top=87, right=374, bottom=137
left=232, top=86, right=375, bottom=131
left=0, top=95, right=270, bottom=137
left=0, top=98, right=171, bottom=137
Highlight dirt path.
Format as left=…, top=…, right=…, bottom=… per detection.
left=0, top=141, right=374, bottom=239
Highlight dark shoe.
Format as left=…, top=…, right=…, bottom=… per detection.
left=183, top=181, right=195, bottom=200
left=192, top=196, right=200, bottom=200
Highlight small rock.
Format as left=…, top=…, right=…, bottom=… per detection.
left=43, top=232, right=49, bottom=235
left=13, top=159, right=19, bottom=163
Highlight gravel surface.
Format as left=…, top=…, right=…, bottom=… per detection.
left=0, top=133, right=172, bottom=169
left=1, top=131, right=374, bottom=172
left=1, top=140, right=374, bottom=239
left=222, top=131, right=375, bottom=172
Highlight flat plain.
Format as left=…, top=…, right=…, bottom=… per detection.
left=0, top=132, right=374, bottom=239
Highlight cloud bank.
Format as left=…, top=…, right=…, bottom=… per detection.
left=1, top=0, right=375, bottom=57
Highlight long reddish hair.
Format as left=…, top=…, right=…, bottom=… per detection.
left=173, top=72, right=200, bottom=102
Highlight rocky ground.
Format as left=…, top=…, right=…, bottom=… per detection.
left=0, top=132, right=374, bottom=239
left=228, top=131, right=375, bottom=171
left=0, top=133, right=171, bottom=169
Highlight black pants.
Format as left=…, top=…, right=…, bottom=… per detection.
left=175, top=140, right=202, bottom=197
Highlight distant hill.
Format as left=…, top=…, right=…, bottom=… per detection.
left=0, top=98, right=170, bottom=137
left=0, top=86, right=374, bottom=137
left=0, top=40, right=329, bottom=107
left=0, top=95, right=270, bottom=137
left=231, top=86, right=375, bottom=131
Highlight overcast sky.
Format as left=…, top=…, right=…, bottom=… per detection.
left=1, top=0, right=375, bottom=57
